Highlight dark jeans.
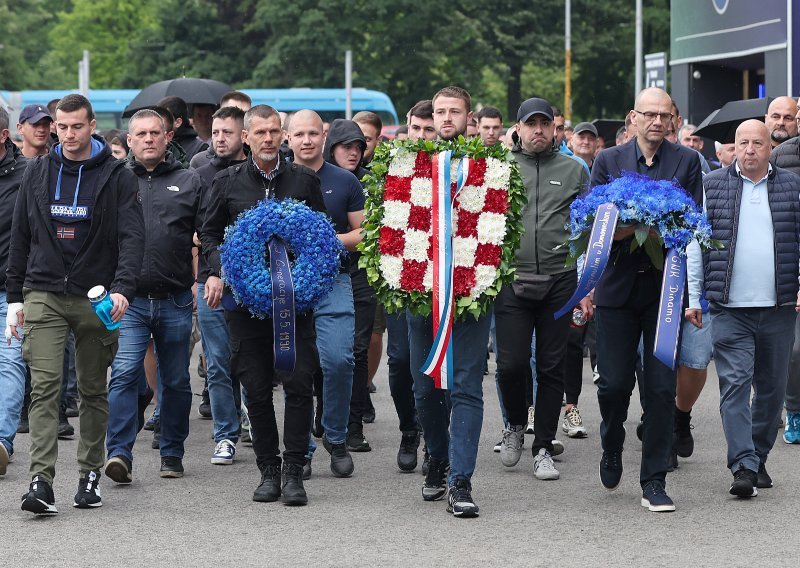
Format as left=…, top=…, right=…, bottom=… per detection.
left=495, top=271, right=576, bottom=454
left=349, top=267, right=376, bottom=428
left=226, top=310, right=316, bottom=467
left=60, top=332, right=77, bottom=407
left=565, top=319, right=597, bottom=406
left=595, top=272, right=677, bottom=488
left=385, top=310, right=418, bottom=432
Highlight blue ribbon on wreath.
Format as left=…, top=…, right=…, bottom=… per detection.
left=269, top=237, right=296, bottom=371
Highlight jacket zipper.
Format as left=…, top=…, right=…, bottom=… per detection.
left=145, top=175, right=152, bottom=290
left=722, top=176, right=742, bottom=304
left=534, top=157, right=540, bottom=274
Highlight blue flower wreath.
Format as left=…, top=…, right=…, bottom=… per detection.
left=220, top=199, right=344, bottom=317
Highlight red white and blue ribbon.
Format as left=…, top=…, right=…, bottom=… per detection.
left=422, top=151, right=470, bottom=389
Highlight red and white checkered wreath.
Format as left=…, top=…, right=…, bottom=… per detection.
left=358, top=137, right=526, bottom=319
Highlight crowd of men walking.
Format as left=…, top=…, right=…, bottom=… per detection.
left=1, top=84, right=799, bottom=518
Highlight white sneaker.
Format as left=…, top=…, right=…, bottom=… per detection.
left=493, top=440, right=501, bottom=453
left=562, top=407, right=588, bottom=438
left=532, top=448, right=560, bottom=480
left=500, top=426, right=525, bottom=467
left=592, top=365, right=600, bottom=384
left=525, top=406, right=535, bottom=434
left=211, top=439, right=236, bottom=465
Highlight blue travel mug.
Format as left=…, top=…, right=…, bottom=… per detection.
left=88, top=285, right=121, bottom=330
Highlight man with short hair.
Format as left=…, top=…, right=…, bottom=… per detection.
left=9, top=95, right=144, bottom=514
left=352, top=111, right=382, bottom=164
left=466, top=116, right=478, bottom=138
left=191, top=104, right=216, bottom=143
left=407, top=100, right=437, bottom=142
left=590, top=87, right=703, bottom=512
left=202, top=104, right=325, bottom=506
left=678, top=124, right=704, bottom=152
left=496, top=98, right=589, bottom=482
left=571, top=122, right=598, bottom=169
left=220, top=91, right=252, bottom=112
left=476, top=106, right=503, bottom=147
left=552, top=107, right=566, bottom=147
left=0, top=108, right=29, bottom=477
left=190, top=93, right=252, bottom=170
left=715, top=141, right=736, bottom=167
left=17, top=104, right=53, bottom=158
left=157, top=96, right=208, bottom=161
left=687, top=119, right=800, bottom=497
left=288, top=110, right=364, bottom=479
left=765, top=96, right=799, bottom=148
left=409, top=86, right=491, bottom=517
left=104, top=109, right=203, bottom=483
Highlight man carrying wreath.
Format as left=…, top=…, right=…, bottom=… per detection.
left=590, top=87, right=702, bottom=512
left=201, top=105, right=326, bottom=506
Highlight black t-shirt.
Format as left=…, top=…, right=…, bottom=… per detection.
left=316, top=162, right=365, bottom=234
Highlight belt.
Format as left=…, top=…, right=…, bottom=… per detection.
left=139, top=291, right=171, bottom=300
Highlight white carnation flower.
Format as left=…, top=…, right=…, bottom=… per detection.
left=380, top=255, right=403, bottom=289
left=456, top=185, right=485, bottom=213
left=477, top=212, right=507, bottom=245
left=484, top=157, right=512, bottom=188
left=410, top=177, right=433, bottom=207
left=453, top=236, right=478, bottom=267
left=472, top=265, right=499, bottom=297
left=403, top=229, right=430, bottom=262
left=423, top=263, right=433, bottom=290
left=383, top=201, right=411, bottom=229
left=387, top=149, right=417, bottom=177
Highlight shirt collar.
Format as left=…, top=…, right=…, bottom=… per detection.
left=634, top=140, right=664, bottom=164
left=734, top=162, right=772, bottom=185
left=252, top=156, right=280, bottom=181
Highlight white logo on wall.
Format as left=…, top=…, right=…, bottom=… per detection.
left=712, top=0, right=729, bottom=15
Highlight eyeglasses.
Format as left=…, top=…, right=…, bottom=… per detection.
left=633, top=110, right=674, bottom=123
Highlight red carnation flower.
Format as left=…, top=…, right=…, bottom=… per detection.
left=475, top=243, right=502, bottom=266
left=379, top=227, right=406, bottom=256
left=455, top=210, right=479, bottom=238
left=483, top=188, right=509, bottom=214
left=400, top=259, right=427, bottom=291
left=465, top=158, right=486, bottom=187
left=414, top=152, right=433, bottom=178
left=453, top=266, right=476, bottom=297
left=384, top=176, right=412, bottom=201
left=407, top=205, right=431, bottom=232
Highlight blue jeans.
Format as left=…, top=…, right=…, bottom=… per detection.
left=197, top=282, right=239, bottom=443
left=0, top=292, right=27, bottom=456
left=312, top=272, right=354, bottom=446
left=408, top=310, right=492, bottom=485
left=107, top=290, right=194, bottom=461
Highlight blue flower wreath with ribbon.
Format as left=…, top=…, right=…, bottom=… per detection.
left=220, top=199, right=343, bottom=317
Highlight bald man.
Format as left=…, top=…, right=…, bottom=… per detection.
left=687, top=119, right=800, bottom=498
left=287, top=110, right=366, bottom=478
left=766, top=96, right=799, bottom=148
left=590, top=87, right=703, bottom=513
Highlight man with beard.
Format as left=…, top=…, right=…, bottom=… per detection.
left=765, top=96, right=798, bottom=149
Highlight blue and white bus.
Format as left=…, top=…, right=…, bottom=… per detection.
left=0, top=87, right=399, bottom=131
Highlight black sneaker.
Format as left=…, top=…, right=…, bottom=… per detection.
left=346, top=424, right=372, bottom=452
left=362, top=406, right=376, bottom=424
left=641, top=480, right=676, bottom=512
left=253, top=464, right=281, bottom=502
left=159, top=456, right=184, bottom=478
left=599, top=450, right=623, bottom=491
left=756, top=463, right=773, bottom=489
left=302, top=458, right=312, bottom=481
left=421, top=445, right=430, bottom=476
left=105, top=455, right=133, bottom=484
left=137, top=389, right=154, bottom=433
left=58, top=405, right=75, bottom=439
left=17, top=407, right=29, bottom=434
left=198, top=389, right=212, bottom=419
left=635, top=417, right=644, bottom=441
left=322, top=435, right=354, bottom=477
left=21, top=475, right=58, bottom=515
left=730, top=466, right=758, bottom=498
left=674, top=408, right=694, bottom=458
left=397, top=430, right=420, bottom=472
left=312, top=398, right=324, bottom=438
left=281, top=463, right=308, bottom=506
left=422, top=457, right=449, bottom=501
left=73, top=470, right=103, bottom=508
left=447, top=478, right=479, bottom=517
left=65, top=399, right=79, bottom=418
left=151, top=422, right=161, bottom=450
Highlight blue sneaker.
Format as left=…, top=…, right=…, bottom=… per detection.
left=783, top=412, right=800, bottom=444
left=641, top=480, right=675, bottom=512
left=211, top=439, right=236, bottom=465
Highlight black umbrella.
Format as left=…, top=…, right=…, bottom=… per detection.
left=692, top=97, right=772, bottom=143
left=591, top=119, right=625, bottom=147
left=122, top=78, right=233, bottom=117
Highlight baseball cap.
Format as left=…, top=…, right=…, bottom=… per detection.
left=517, top=98, right=554, bottom=123
left=573, top=122, right=598, bottom=136
left=19, top=104, right=52, bottom=125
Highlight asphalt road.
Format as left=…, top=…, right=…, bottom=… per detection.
left=2, top=352, right=799, bottom=568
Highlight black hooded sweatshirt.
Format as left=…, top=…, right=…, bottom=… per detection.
left=0, top=139, right=28, bottom=290
left=323, top=119, right=369, bottom=183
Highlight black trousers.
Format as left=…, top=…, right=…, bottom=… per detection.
left=595, top=272, right=677, bottom=488
left=349, top=267, right=376, bottom=428
left=564, top=319, right=597, bottom=406
left=495, top=271, right=575, bottom=454
left=385, top=310, right=419, bottom=432
left=226, top=310, right=317, bottom=468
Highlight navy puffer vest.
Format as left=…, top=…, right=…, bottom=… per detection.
left=703, top=165, right=800, bottom=306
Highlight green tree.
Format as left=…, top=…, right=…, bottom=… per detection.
left=0, top=0, right=64, bottom=89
